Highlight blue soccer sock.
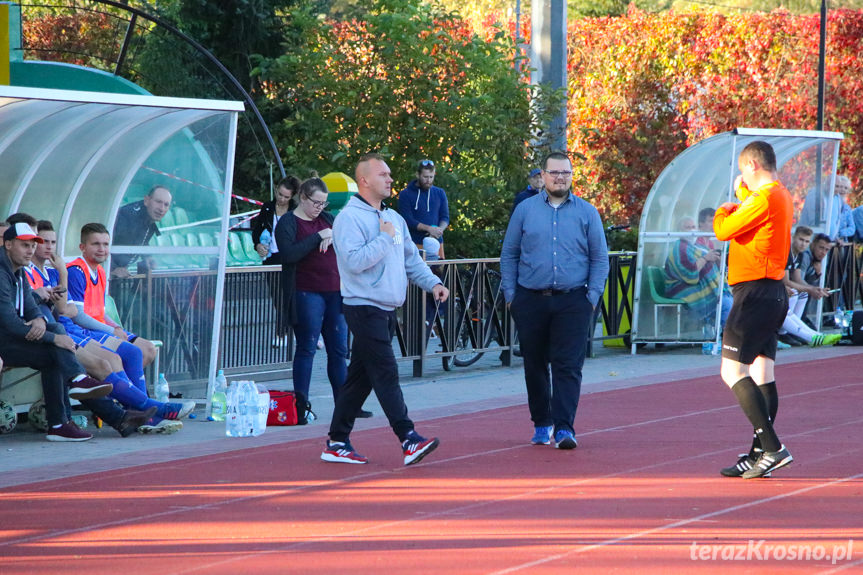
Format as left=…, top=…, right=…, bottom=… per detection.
left=105, top=372, right=160, bottom=411
left=108, top=341, right=148, bottom=394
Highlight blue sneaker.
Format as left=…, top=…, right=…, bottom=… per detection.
left=530, top=425, right=553, bottom=445
left=158, top=400, right=196, bottom=420
left=554, top=429, right=578, bottom=450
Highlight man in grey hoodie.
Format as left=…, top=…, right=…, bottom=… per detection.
left=321, top=153, right=449, bottom=466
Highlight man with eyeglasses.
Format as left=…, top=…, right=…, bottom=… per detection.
left=398, top=159, right=450, bottom=259
left=501, top=151, right=609, bottom=450
left=111, top=185, right=173, bottom=278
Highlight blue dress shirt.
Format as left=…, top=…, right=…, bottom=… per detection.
left=501, top=190, right=609, bottom=306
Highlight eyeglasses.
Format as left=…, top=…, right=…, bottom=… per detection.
left=308, top=199, right=329, bottom=209
left=545, top=170, right=573, bottom=178
left=419, top=159, right=435, bottom=169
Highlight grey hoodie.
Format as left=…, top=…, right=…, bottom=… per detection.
left=333, top=195, right=441, bottom=310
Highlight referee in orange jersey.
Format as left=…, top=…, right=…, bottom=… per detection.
left=713, top=141, right=794, bottom=479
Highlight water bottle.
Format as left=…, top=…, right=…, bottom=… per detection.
left=225, top=380, right=242, bottom=437
left=211, top=370, right=228, bottom=422
left=701, top=324, right=718, bottom=356
left=155, top=373, right=170, bottom=403
left=240, top=380, right=258, bottom=437
left=259, top=229, right=272, bottom=258
left=71, top=414, right=88, bottom=428
left=252, top=383, right=269, bottom=437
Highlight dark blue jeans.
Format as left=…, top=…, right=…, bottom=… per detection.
left=510, top=286, right=593, bottom=434
left=292, top=290, right=348, bottom=399
left=328, top=304, right=414, bottom=444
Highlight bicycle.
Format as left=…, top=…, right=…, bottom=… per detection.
left=439, top=263, right=513, bottom=371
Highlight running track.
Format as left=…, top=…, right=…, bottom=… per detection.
left=1, top=356, right=862, bottom=574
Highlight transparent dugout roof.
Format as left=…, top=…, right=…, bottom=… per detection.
left=632, top=128, right=844, bottom=345
left=0, top=85, right=243, bottom=266
left=0, top=85, right=243, bottom=392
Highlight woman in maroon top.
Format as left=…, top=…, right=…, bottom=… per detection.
left=275, top=178, right=354, bottom=411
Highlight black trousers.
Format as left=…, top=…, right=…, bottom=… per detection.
left=0, top=323, right=125, bottom=428
left=328, top=304, right=414, bottom=444
left=264, top=255, right=289, bottom=336
left=510, top=286, right=593, bottom=434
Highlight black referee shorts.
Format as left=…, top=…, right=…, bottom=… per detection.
left=721, top=278, right=788, bottom=365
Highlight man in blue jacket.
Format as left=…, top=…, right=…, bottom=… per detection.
left=322, top=153, right=449, bottom=467
left=398, top=159, right=449, bottom=259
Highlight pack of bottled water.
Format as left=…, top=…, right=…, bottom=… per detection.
left=225, top=380, right=269, bottom=437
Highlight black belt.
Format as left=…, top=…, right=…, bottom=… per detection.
left=521, top=286, right=577, bottom=296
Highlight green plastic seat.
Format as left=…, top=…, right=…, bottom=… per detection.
left=645, top=266, right=686, bottom=339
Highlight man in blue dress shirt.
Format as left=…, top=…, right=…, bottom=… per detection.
left=500, top=151, right=609, bottom=450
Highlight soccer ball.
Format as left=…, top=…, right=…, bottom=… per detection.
left=0, top=400, right=17, bottom=434
left=28, top=398, right=48, bottom=432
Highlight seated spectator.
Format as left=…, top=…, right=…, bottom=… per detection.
left=664, top=216, right=733, bottom=335
left=0, top=222, right=115, bottom=441
left=111, top=185, right=173, bottom=278
left=779, top=226, right=839, bottom=347
left=695, top=208, right=720, bottom=251
left=67, top=223, right=159, bottom=368
left=798, top=232, right=834, bottom=324
left=31, top=220, right=188, bottom=434
left=803, top=232, right=833, bottom=288
left=511, top=168, right=544, bottom=215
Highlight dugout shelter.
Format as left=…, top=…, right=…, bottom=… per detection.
left=631, top=127, right=844, bottom=352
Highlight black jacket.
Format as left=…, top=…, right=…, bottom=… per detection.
left=111, top=200, right=160, bottom=270
left=0, top=248, right=55, bottom=343
left=251, top=200, right=279, bottom=247
left=273, top=211, right=335, bottom=327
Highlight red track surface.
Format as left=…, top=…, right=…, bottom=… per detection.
left=2, top=356, right=863, bottom=574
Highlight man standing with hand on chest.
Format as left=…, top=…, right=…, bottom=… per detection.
left=321, top=153, right=449, bottom=466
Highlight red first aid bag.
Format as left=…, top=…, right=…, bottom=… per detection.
left=267, top=390, right=312, bottom=426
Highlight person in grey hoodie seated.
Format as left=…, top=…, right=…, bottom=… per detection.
left=321, top=153, right=449, bottom=467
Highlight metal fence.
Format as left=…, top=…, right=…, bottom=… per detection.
left=108, top=252, right=645, bottom=395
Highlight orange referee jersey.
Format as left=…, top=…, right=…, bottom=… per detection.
left=713, top=180, right=793, bottom=286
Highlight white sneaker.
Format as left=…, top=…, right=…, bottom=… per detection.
left=316, top=336, right=324, bottom=350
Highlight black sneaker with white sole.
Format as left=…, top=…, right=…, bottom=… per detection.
left=720, top=453, right=756, bottom=477
left=741, top=445, right=793, bottom=479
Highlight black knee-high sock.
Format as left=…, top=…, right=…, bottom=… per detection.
left=748, top=381, right=779, bottom=456
left=732, top=376, right=781, bottom=453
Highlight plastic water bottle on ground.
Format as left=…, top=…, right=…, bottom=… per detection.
left=701, top=324, right=718, bottom=356
left=225, top=380, right=242, bottom=437
left=211, top=369, right=228, bottom=422
left=252, top=383, right=269, bottom=437
left=155, top=373, right=170, bottom=403
left=240, top=381, right=254, bottom=436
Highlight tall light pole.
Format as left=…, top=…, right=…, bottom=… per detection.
left=530, top=0, right=568, bottom=151
left=815, top=0, right=828, bottom=225
left=817, top=0, right=827, bottom=131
